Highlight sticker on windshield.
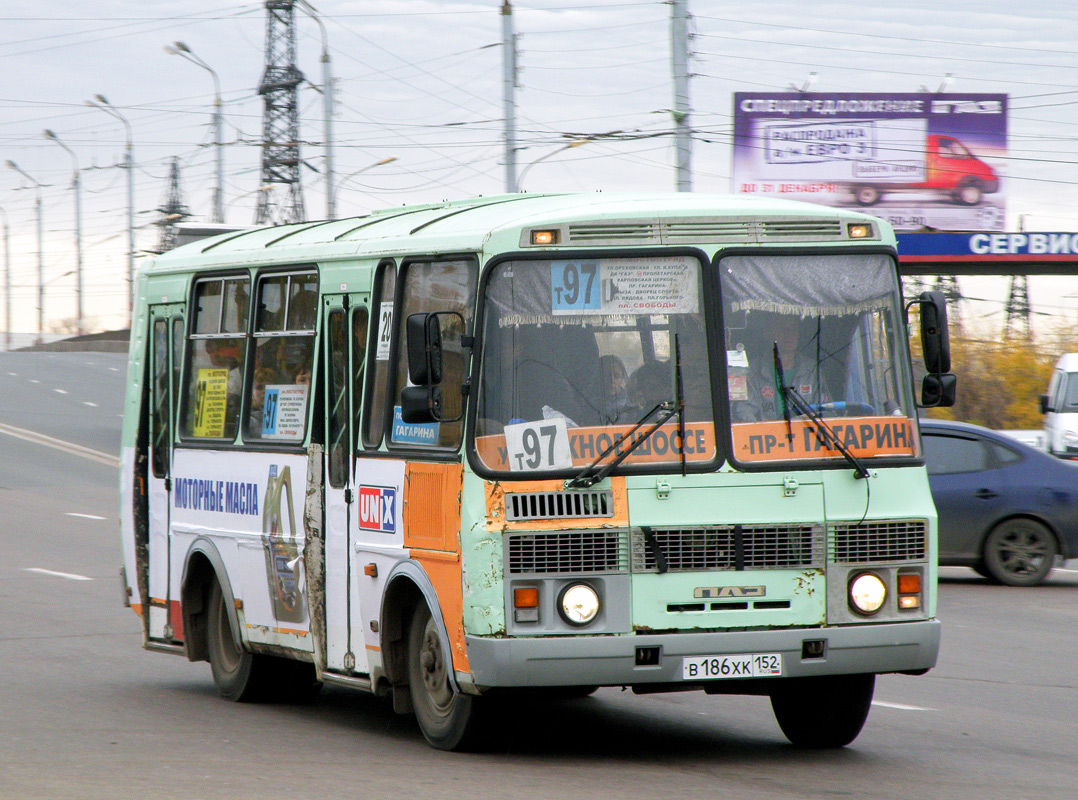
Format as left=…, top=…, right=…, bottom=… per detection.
left=375, top=301, right=393, bottom=360
left=551, top=256, right=698, bottom=316
left=504, top=418, right=573, bottom=471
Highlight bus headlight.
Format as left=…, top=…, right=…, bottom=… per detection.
left=848, top=572, right=887, bottom=615
left=558, top=583, right=600, bottom=626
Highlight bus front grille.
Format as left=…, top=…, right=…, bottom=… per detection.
left=504, top=490, right=614, bottom=521
left=631, top=525, right=824, bottom=572
left=506, top=530, right=629, bottom=575
left=829, top=519, right=928, bottom=563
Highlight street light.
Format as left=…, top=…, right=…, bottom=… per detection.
left=44, top=129, right=84, bottom=337
left=331, top=157, right=398, bottom=212
left=224, top=184, right=275, bottom=215
left=298, top=1, right=336, bottom=220
left=0, top=205, right=9, bottom=352
left=86, top=94, right=134, bottom=328
left=5, top=160, right=44, bottom=342
left=516, top=139, right=593, bottom=192
left=165, top=41, right=224, bottom=224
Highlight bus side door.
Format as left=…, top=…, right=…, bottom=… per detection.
left=322, top=295, right=371, bottom=674
left=147, top=305, right=184, bottom=642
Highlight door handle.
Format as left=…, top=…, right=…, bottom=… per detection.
left=974, top=488, right=998, bottom=500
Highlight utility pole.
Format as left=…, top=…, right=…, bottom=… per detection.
left=6, top=161, right=44, bottom=342
left=298, top=2, right=334, bottom=220
left=0, top=205, right=9, bottom=352
left=671, top=0, right=692, bottom=192
left=87, top=95, right=135, bottom=326
left=166, top=42, right=224, bottom=223
left=502, top=1, right=519, bottom=193
left=156, top=157, right=191, bottom=253
left=256, top=0, right=306, bottom=226
left=44, top=130, right=84, bottom=336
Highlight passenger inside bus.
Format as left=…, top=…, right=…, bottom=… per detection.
left=599, top=354, right=632, bottom=424
left=502, top=325, right=602, bottom=427
left=627, top=360, right=671, bottom=415
left=731, top=311, right=845, bottom=422
left=249, top=366, right=277, bottom=433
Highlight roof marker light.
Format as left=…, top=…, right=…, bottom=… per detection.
left=531, top=229, right=559, bottom=245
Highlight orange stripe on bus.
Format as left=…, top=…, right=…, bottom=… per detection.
left=731, top=417, right=917, bottom=462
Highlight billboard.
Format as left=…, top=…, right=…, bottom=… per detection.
left=732, top=93, right=1007, bottom=231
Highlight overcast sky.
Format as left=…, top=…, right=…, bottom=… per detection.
left=3, top=0, right=1078, bottom=335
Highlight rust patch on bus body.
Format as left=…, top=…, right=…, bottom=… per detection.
left=484, top=476, right=628, bottom=532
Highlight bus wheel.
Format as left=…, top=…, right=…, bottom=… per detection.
left=207, top=579, right=267, bottom=702
left=770, top=673, right=875, bottom=748
left=407, top=603, right=483, bottom=750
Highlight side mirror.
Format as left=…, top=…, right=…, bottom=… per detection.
left=918, top=291, right=951, bottom=374
left=406, top=313, right=443, bottom=385
left=401, top=384, right=443, bottom=423
left=1039, top=394, right=1051, bottom=414
left=921, top=373, right=957, bottom=408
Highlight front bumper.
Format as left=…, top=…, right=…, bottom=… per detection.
left=466, top=619, right=940, bottom=688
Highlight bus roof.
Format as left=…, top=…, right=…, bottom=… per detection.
left=142, top=192, right=892, bottom=275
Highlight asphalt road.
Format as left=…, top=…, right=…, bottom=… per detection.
left=1, top=352, right=1075, bottom=799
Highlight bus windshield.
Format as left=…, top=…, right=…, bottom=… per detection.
left=473, top=254, right=716, bottom=475
left=721, top=252, right=919, bottom=465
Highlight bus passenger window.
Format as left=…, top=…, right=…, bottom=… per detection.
left=362, top=263, right=396, bottom=449
left=352, top=307, right=369, bottom=431
left=245, top=270, right=318, bottom=443
left=182, top=276, right=249, bottom=440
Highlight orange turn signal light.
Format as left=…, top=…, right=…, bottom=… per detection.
left=514, top=587, right=539, bottom=608
left=897, top=574, right=921, bottom=595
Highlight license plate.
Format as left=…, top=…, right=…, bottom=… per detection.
left=681, top=653, right=782, bottom=680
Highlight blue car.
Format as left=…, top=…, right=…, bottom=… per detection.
left=921, top=418, right=1078, bottom=586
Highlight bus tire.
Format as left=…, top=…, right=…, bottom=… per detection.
left=207, top=579, right=269, bottom=702
left=769, top=673, right=874, bottom=748
left=407, top=603, right=483, bottom=751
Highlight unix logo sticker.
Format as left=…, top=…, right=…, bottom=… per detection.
left=359, top=486, right=396, bottom=533
left=694, top=586, right=766, bottom=599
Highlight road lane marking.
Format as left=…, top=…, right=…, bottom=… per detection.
left=54, top=389, right=68, bottom=394
left=29, top=379, right=40, bottom=383
left=83, top=402, right=98, bottom=407
left=872, top=701, right=935, bottom=711
left=0, top=422, right=119, bottom=467
left=65, top=512, right=106, bottom=520
left=23, top=568, right=92, bottom=581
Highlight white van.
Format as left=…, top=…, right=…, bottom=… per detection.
left=1040, top=353, right=1078, bottom=459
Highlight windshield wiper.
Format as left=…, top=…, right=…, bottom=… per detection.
left=772, top=343, right=869, bottom=480
left=565, top=400, right=679, bottom=488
